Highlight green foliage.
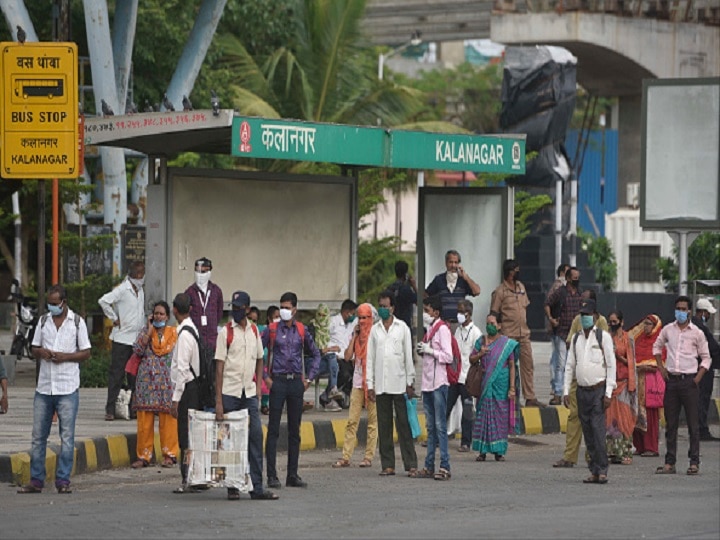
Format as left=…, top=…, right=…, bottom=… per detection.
left=578, top=229, right=617, bottom=291
left=514, top=191, right=553, bottom=248
left=80, top=341, right=111, bottom=388
left=357, top=237, right=414, bottom=304
left=657, top=232, right=720, bottom=292
left=357, top=169, right=409, bottom=220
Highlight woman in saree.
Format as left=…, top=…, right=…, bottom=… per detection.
left=469, top=313, right=520, bottom=462
left=605, top=310, right=638, bottom=465
left=131, top=301, right=179, bottom=468
left=628, top=314, right=666, bottom=457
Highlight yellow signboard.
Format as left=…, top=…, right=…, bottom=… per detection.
left=0, top=42, right=78, bottom=178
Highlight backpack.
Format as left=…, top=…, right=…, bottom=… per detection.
left=572, top=327, right=605, bottom=361
left=267, top=321, right=305, bottom=375
left=425, top=320, right=463, bottom=385
left=40, top=312, right=82, bottom=350
left=225, top=321, right=258, bottom=349
left=179, top=325, right=215, bottom=409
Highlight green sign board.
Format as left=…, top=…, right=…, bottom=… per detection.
left=390, top=130, right=525, bottom=174
left=232, top=117, right=386, bottom=166
left=231, top=117, right=525, bottom=174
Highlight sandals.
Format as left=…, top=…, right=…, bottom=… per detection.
left=173, top=484, right=200, bottom=494
left=583, top=475, right=608, bottom=484
left=17, top=484, right=43, bottom=494
left=408, top=468, right=434, bottom=478
left=641, top=451, right=659, bottom=457
left=434, top=468, right=451, bottom=481
left=494, top=454, right=506, bottom=462
left=332, top=459, right=350, bottom=468
left=686, top=464, right=699, bottom=475
left=131, top=459, right=149, bottom=469
left=162, top=457, right=176, bottom=468
left=552, top=459, right=574, bottom=468
left=379, top=468, right=395, bottom=476
left=227, top=489, right=241, bottom=500
left=359, top=459, right=372, bottom=468
left=250, top=490, right=279, bottom=500
left=621, top=457, right=633, bottom=465
left=476, top=454, right=486, bottom=462
left=104, top=414, right=115, bottom=421
left=57, top=484, right=73, bottom=494
left=655, top=465, right=676, bottom=474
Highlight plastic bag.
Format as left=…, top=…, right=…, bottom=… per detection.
left=115, top=389, right=131, bottom=420
left=404, top=394, right=421, bottom=439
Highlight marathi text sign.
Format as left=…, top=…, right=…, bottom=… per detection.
left=232, top=117, right=387, bottom=166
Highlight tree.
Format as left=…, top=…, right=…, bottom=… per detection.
left=657, top=232, right=720, bottom=293
left=577, top=229, right=617, bottom=291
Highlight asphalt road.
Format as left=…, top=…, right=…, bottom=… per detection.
left=2, top=432, right=718, bottom=539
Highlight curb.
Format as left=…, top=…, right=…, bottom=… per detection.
left=2, top=399, right=718, bottom=485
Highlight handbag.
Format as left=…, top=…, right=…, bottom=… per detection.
left=125, top=352, right=142, bottom=376
left=465, top=362, right=483, bottom=398
left=645, top=370, right=666, bottom=408
left=404, top=394, right=421, bottom=439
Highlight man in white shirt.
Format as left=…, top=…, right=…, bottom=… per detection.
left=169, top=293, right=201, bottom=493
left=98, top=260, right=145, bottom=421
left=449, top=299, right=483, bottom=452
left=563, top=298, right=616, bottom=485
left=367, top=291, right=417, bottom=477
left=214, top=291, right=278, bottom=501
left=18, top=284, right=91, bottom=494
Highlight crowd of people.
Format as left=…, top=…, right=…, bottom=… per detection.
left=10, top=251, right=719, bottom=495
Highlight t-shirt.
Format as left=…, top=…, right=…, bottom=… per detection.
left=388, top=278, right=415, bottom=329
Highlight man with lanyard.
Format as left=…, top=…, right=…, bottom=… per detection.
left=185, top=257, right=224, bottom=364
left=692, top=298, right=720, bottom=441
left=562, top=298, right=616, bottom=485
left=215, top=291, right=278, bottom=500
left=98, top=260, right=145, bottom=421
left=491, top=259, right=544, bottom=407
left=654, top=295, right=712, bottom=475
left=18, top=284, right=91, bottom=494
left=424, top=250, right=481, bottom=326
left=262, top=291, right=321, bottom=489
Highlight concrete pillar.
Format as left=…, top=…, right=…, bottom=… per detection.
left=617, top=94, right=642, bottom=207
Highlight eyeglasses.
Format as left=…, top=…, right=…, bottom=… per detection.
left=358, top=316, right=371, bottom=319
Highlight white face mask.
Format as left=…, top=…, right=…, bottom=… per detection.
left=456, top=313, right=466, bottom=325
left=422, top=312, right=435, bottom=327
left=272, top=317, right=281, bottom=324
left=129, top=276, right=144, bottom=288
left=279, top=308, right=293, bottom=321
left=195, top=271, right=211, bottom=289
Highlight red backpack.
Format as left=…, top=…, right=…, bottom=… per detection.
left=224, top=320, right=258, bottom=349
left=425, top=320, right=463, bottom=385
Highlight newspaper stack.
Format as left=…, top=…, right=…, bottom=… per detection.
left=186, top=409, right=252, bottom=492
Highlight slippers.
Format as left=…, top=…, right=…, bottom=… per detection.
left=409, top=468, right=434, bottom=478
left=359, top=459, right=372, bottom=468
left=583, top=475, right=599, bottom=484
left=475, top=454, right=486, bottom=462
left=379, top=468, right=395, bottom=476
left=173, top=484, right=200, bottom=494
left=332, top=459, right=350, bottom=468
left=104, top=414, right=115, bottom=421
left=161, top=457, right=176, bottom=468
left=17, top=484, right=42, bottom=494
left=433, top=468, right=451, bottom=481
left=686, top=465, right=699, bottom=475
left=552, top=459, right=574, bottom=468
left=655, top=465, right=676, bottom=475
left=250, top=490, right=279, bottom=500
left=57, top=484, right=72, bottom=494
left=131, top=459, right=149, bottom=469
left=494, top=454, right=506, bottom=462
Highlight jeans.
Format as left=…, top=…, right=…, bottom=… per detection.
left=549, top=335, right=567, bottom=396
left=30, top=390, right=79, bottom=487
left=222, top=392, right=265, bottom=495
left=446, top=383, right=472, bottom=447
left=305, top=353, right=339, bottom=391
left=266, top=377, right=304, bottom=480
left=423, top=385, right=450, bottom=472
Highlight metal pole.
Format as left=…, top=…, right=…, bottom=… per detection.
left=12, top=192, right=21, bottom=284
left=52, top=179, right=59, bottom=283
left=555, top=178, right=562, bottom=270
left=678, top=230, right=688, bottom=296
left=569, top=175, right=577, bottom=267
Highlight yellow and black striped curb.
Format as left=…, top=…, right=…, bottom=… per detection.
left=2, top=399, right=718, bottom=485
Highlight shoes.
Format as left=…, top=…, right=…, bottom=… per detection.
left=549, top=396, right=562, bottom=406
left=525, top=399, right=546, bottom=408
left=699, top=433, right=720, bottom=441
left=17, top=484, right=42, bottom=494
left=324, top=400, right=342, bottom=412
left=267, top=476, right=282, bottom=489
left=227, top=488, right=240, bottom=500
left=286, top=475, right=307, bottom=488
left=104, top=414, right=115, bottom=421
left=56, top=484, right=72, bottom=494
left=328, top=387, right=344, bottom=401
left=250, top=490, right=279, bottom=500
left=379, top=468, right=395, bottom=476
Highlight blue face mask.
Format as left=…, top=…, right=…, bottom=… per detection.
left=232, top=309, right=247, bottom=323
left=675, top=310, right=689, bottom=324
left=47, top=302, right=63, bottom=317
left=580, top=315, right=594, bottom=329
left=152, top=320, right=166, bottom=328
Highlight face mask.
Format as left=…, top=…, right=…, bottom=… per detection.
left=485, top=323, right=498, bottom=336
left=47, top=302, right=64, bottom=317
left=456, top=313, right=467, bottom=325
left=581, top=315, right=594, bottom=329
left=378, top=307, right=391, bottom=321
left=195, top=271, right=211, bottom=288
left=570, top=279, right=580, bottom=289
left=609, top=322, right=620, bottom=332
left=675, top=310, right=688, bottom=324
left=279, top=308, right=293, bottom=321
left=272, top=317, right=281, bottom=324
left=422, top=312, right=435, bottom=327
left=513, top=270, right=520, bottom=281
left=701, top=314, right=707, bottom=324
left=129, top=276, right=144, bottom=288
left=345, top=314, right=356, bottom=324
left=232, top=309, right=246, bottom=323
left=152, top=320, right=166, bottom=328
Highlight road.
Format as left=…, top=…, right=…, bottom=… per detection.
left=2, top=432, right=718, bottom=539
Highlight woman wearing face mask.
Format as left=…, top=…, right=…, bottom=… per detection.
left=605, top=311, right=638, bottom=465
left=469, top=313, right=520, bottom=462
left=130, top=301, right=179, bottom=468
left=628, top=314, right=666, bottom=457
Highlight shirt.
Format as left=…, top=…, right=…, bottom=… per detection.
left=545, top=285, right=582, bottom=341
left=185, top=281, right=224, bottom=350
left=420, top=319, right=452, bottom=392
left=425, top=272, right=474, bottom=322
left=215, top=321, right=264, bottom=398
left=262, top=320, right=321, bottom=381
left=171, top=318, right=201, bottom=402
left=328, top=313, right=356, bottom=357
left=566, top=315, right=609, bottom=344
left=388, top=278, right=416, bottom=329
left=653, top=321, right=711, bottom=374
left=32, top=309, right=91, bottom=396
left=366, top=317, right=415, bottom=395
left=98, top=277, right=145, bottom=346
left=455, top=321, right=482, bottom=384
left=490, top=280, right=530, bottom=338
left=563, top=326, right=617, bottom=399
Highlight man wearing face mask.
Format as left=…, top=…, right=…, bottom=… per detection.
left=185, top=258, right=224, bottom=388
left=214, top=291, right=278, bottom=500
left=99, top=260, right=146, bottom=421
left=692, top=298, right=720, bottom=441
left=425, top=250, right=481, bottom=325
left=654, top=296, right=712, bottom=475
left=563, top=298, right=616, bottom=484
left=262, top=291, right=321, bottom=489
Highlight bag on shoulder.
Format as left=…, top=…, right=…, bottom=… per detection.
left=465, top=362, right=483, bottom=398
left=425, top=321, right=463, bottom=385
left=267, top=321, right=306, bottom=373
left=179, top=326, right=215, bottom=409
left=572, top=327, right=605, bottom=359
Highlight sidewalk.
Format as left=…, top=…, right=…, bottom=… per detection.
left=2, top=329, right=718, bottom=486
